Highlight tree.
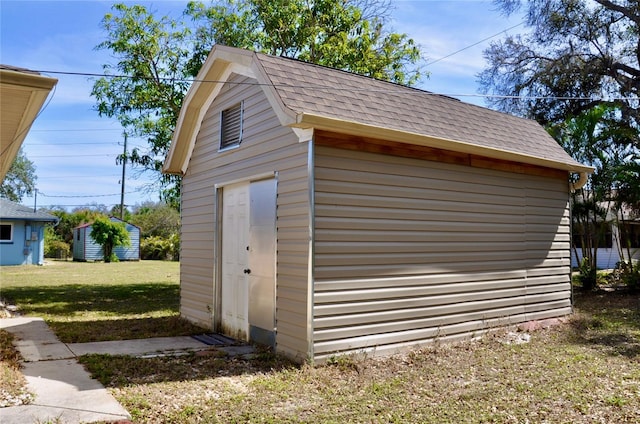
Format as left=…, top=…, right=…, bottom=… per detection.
left=92, top=1, right=424, bottom=207
left=92, top=3, right=190, bottom=209
left=480, top=0, right=640, bottom=286
left=185, top=0, right=422, bottom=84
left=49, top=208, right=107, bottom=249
left=0, top=148, right=37, bottom=202
left=479, top=0, right=640, bottom=148
left=549, top=104, right=638, bottom=288
left=130, top=202, right=180, bottom=239
left=89, top=216, right=130, bottom=263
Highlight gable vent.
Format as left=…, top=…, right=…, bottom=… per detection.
left=219, top=102, right=243, bottom=150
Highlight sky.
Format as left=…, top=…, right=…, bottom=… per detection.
left=0, top=0, right=524, bottom=211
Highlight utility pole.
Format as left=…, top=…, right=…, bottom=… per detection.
left=33, top=189, right=37, bottom=212
left=120, top=132, right=127, bottom=220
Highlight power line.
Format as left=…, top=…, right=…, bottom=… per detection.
left=40, top=175, right=121, bottom=179
left=31, top=128, right=123, bottom=132
left=29, top=153, right=117, bottom=158
left=425, top=21, right=525, bottom=67
left=38, top=189, right=145, bottom=198
left=31, top=67, right=639, bottom=102
left=28, top=142, right=118, bottom=145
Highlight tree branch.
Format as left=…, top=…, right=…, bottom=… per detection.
left=594, top=0, right=640, bottom=23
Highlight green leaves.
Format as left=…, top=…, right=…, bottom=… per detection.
left=92, top=1, right=424, bottom=207
left=92, top=3, right=192, bottom=206
left=0, top=148, right=36, bottom=202
left=481, top=0, right=640, bottom=136
left=89, top=216, right=130, bottom=263
left=187, top=0, right=423, bottom=85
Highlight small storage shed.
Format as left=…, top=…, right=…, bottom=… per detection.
left=163, top=45, right=593, bottom=363
left=73, top=217, right=140, bottom=262
left=0, top=198, right=58, bottom=266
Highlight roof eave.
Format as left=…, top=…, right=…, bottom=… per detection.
left=1, top=68, right=58, bottom=181
left=2, top=216, right=58, bottom=222
left=295, top=113, right=595, bottom=174
left=0, top=67, right=58, bottom=90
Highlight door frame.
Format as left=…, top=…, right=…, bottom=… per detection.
left=213, top=172, right=277, bottom=337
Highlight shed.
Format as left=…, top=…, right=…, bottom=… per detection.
left=0, top=198, right=58, bottom=266
left=72, top=217, right=140, bottom=262
left=163, top=45, right=593, bottom=363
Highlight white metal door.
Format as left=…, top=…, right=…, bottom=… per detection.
left=248, top=178, right=277, bottom=345
left=221, top=182, right=250, bottom=340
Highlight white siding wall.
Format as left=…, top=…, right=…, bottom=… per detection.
left=312, top=146, right=571, bottom=361
left=180, top=74, right=311, bottom=360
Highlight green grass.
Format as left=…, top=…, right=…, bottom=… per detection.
left=0, top=260, right=205, bottom=342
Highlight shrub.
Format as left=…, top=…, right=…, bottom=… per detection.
left=606, top=261, right=640, bottom=291
left=575, top=258, right=599, bottom=291
left=89, top=217, right=130, bottom=263
left=140, top=233, right=180, bottom=261
left=44, top=240, right=70, bottom=259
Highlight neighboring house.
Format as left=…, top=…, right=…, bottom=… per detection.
left=72, top=217, right=140, bottom=262
left=163, top=45, right=593, bottom=363
left=1, top=65, right=57, bottom=181
left=0, top=198, right=58, bottom=266
left=571, top=207, right=640, bottom=269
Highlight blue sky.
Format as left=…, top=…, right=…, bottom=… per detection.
left=1, top=0, right=523, bottom=210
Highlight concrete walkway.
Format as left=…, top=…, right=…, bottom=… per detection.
left=0, top=317, right=218, bottom=424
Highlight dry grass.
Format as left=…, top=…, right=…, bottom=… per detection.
left=0, top=329, right=33, bottom=407
left=79, top=291, right=639, bottom=424
left=2, top=261, right=638, bottom=422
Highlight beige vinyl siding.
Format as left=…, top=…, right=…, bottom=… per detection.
left=180, top=73, right=311, bottom=359
left=313, top=146, right=571, bottom=361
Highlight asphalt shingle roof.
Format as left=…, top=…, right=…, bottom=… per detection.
left=0, top=198, right=58, bottom=222
left=255, top=52, right=584, bottom=168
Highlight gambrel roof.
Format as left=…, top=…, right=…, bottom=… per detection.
left=164, top=45, right=592, bottom=177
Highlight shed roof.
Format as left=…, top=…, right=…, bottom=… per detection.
left=0, top=198, right=58, bottom=222
left=73, top=216, right=141, bottom=230
left=164, top=45, right=592, bottom=175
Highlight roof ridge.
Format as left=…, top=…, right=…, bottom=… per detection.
left=253, top=51, right=454, bottom=97
left=252, top=51, right=556, bottom=126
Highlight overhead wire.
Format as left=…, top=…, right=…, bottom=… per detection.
left=28, top=67, right=638, bottom=102
left=424, top=21, right=526, bottom=67
left=38, top=189, right=146, bottom=198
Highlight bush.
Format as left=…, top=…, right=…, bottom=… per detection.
left=141, top=234, right=179, bottom=261
left=575, top=258, right=599, bottom=291
left=606, top=261, right=640, bottom=291
left=44, top=240, right=70, bottom=259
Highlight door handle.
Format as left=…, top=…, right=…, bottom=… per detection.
left=243, top=268, right=251, bottom=274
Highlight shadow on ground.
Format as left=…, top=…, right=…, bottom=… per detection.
left=78, top=345, right=297, bottom=388
left=570, top=290, right=640, bottom=360
left=1, top=283, right=179, bottom=317
left=48, top=316, right=207, bottom=343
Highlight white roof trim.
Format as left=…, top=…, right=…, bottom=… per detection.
left=163, top=45, right=297, bottom=174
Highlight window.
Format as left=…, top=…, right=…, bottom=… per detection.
left=0, top=223, right=13, bottom=242
left=219, top=102, right=243, bottom=150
